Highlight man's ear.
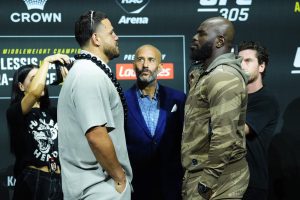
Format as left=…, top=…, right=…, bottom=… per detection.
left=18, top=82, right=25, bottom=92
left=259, top=62, right=266, bottom=73
left=91, top=33, right=101, bottom=47
left=158, top=63, right=163, bottom=73
left=216, top=35, right=225, bottom=48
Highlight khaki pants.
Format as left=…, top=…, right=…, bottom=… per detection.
left=182, top=159, right=249, bottom=200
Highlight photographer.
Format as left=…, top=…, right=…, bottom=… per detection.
left=6, top=54, right=69, bottom=200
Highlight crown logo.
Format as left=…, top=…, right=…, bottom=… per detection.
left=23, top=0, right=48, bottom=10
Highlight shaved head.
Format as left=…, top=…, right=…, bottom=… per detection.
left=202, top=17, right=235, bottom=49
left=190, top=17, right=235, bottom=65
left=135, top=44, right=162, bottom=63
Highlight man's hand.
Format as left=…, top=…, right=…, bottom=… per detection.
left=86, top=126, right=127, bottom=193
left=114, top=176, right=126, bottom=193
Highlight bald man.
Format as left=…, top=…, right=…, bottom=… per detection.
left=181, top=17, right=249, bottom=200
left=125, top=44, right=186, bottom=200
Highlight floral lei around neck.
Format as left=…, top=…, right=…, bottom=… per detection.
left=73, top=53, right=128, bottom=119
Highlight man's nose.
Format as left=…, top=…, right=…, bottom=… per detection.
left=241, top=60, right=247, bottom=69
left=143, top=60, right=149, bottom=67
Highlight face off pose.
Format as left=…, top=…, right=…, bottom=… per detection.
left=181, top=17, right=249, bottom=200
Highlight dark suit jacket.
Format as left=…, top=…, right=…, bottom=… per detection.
left=125, top=84, right=186, bottom=200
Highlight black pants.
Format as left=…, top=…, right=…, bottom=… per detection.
left=13, top=167, right=63, bottom=200
left=243, top=187, right=268, bottom=200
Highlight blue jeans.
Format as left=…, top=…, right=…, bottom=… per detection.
left=13, top=167, right=63, bottom=200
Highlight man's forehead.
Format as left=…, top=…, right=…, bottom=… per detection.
left=137, top=47, right=157, bottom=55
left=239, top=49, right=257, bottom=56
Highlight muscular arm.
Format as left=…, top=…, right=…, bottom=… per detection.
left=86, top=126, right=126, bottom=192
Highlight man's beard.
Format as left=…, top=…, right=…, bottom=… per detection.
left=247, top=72, right=258, bottom=84
left=136, top=68, right=159, bottom=84
left=104, top=43, right=120, bottom=60
left=190, top=41, right=213, bottom=63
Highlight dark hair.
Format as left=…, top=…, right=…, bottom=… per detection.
left=238, top=41, right=269, bottom=78
left=75, top=10, right=107, bottom=47
left=10, top=64, right=50, bottom=109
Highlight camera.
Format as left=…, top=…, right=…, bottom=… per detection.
left=50, top=59, right=74, bottom=85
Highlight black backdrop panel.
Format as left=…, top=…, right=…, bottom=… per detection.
left=0, top=0, right=300, bottom=199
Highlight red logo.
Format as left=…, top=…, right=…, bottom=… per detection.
left=116, top=63, right=174, bottom=80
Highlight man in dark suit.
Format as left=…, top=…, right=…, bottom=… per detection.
left=125, top=44, right=186, bottom=200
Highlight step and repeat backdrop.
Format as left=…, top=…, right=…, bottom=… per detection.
left=0, top=0, right=299, bottom=198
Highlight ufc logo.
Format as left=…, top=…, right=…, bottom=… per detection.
left=199, top=0, right=252, bottom=6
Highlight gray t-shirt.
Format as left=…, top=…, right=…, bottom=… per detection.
left=58, top=54, right=132, bottom=199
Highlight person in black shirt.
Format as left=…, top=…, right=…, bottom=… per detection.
left=6, top=54, right=70, bottom=200
left=238, top=41, right=279, bottom=200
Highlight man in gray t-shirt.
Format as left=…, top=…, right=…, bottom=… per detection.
left=57, top=10, right=132, bottom=200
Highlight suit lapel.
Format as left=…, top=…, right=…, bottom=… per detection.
left=154, top=85, right=168, bottom=139
left=127, top=86, right=152, bottom=137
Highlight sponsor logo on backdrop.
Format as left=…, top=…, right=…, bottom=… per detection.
left=197, top=0, right=252, bottom=21
left=116, top=63, right=174, bottom=80
left=116, top=0, right=150, bottom=24
left=10, top=0, right=62, bottom=23
left=295, top=1, right=300, bottom=12
left=291, top=47, right=300, bottom=74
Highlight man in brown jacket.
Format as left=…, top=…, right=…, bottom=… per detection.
left=181, top=17, right=249, bottom=200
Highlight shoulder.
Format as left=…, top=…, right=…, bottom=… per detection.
left=212, top=64, right=243, bottom=79
left=252, top=87, right=279, bottom=108
left=69, top=60, right=111, bottom=88
left=125, top=85, right=137, bottom=97
left=72, top=60, right=105, bottom=77
left=205, top=65, right=245, bottom=89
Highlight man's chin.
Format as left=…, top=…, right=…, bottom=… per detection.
left=190, top=53, right=199, bottom=62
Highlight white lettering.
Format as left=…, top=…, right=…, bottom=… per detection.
left=219, top=8, right=249, bottom=21
left=119, top=66, right=136, bottom=77
left=31, top=13, right=41, bottom=23
left=158, top=68, right=171, bottom=77
left=0, top=57, right=38, bottom=70
left=237, top=0, right=252, bottom=5
left=51, top=13, right=62, bottom=22
left=52, top=151, right=58, bottom=158
left=10, top=13, right=20, bottom=22
left=41, top=153, right=46, bottom=161
left=10, top=12, right=62, bottom=23
left=0, top=73, right=9, bottom=86
left=7, top=176, right=16, bottom=187
left=46, top=154, right=51, bottom=161
left=34, top=149, right=41, bottom=158
left=118, top=16, right=149, bottom=24
left=121, top=0, right=143, bottom=4
left=124, top=54, right=135, bottom=60
left=294, top=47, right=300, bottom=68
left=46, top=73, right=56, bottom=85
left=22, top=13, right=30, bottom=22
left=199, top=0, right=252, bottom=6
left=199, top=0, right=218, bottom=6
